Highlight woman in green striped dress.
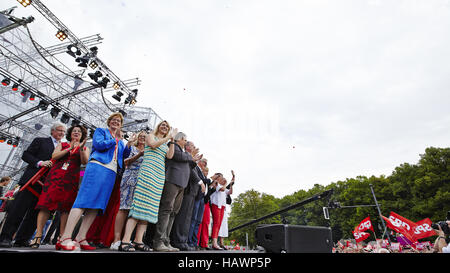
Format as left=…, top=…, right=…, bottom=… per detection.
left=119, top=121, right=177, bottom=252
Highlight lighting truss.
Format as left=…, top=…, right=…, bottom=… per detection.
left=0, top=4, right=162, bottom=183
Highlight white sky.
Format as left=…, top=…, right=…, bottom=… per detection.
left=2, top=0, right=450, bottom=198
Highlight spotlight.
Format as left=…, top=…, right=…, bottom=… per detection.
left=99, top=77, right=110, bottom=88
left=29, top=94, right=36, bottom=101
left=60, top=113, right=70, bottom=124
left=17, top=0, right=32, bottom=7
left=89, top=60, right=98, bottom=69
left=124, top=95, right=133, bottom=104
left=113, top=82, right=120, bottom=90
left=118, top=109, right=127, bottom=118
left=1, top=78, right=10, bottom=86
left=112, top=91, right=124, bottom=102
left=0, top=137, right=5, bottom=143
left=56, top=30, right=67, bottom=41
left=7, top=139, right=12, bottom=145
left=38, top=100, right=49, bottom=111
left=20, top=89, right=29, bottom=97
left=88, top=71, right=103, bottom=82
left=12, top=80, right=22, bottom=91
left=71, top=117, right=81, bottom=126
left=75, top=55, right=90, bottom=68
left=12, top=137, right=20, bottom=148
left=66, top=45, right=81, bottom=58
left=50, top=107, right=60, bottom=119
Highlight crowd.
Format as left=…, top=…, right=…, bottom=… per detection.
left=0, top=112, right=235, bottom=252
left=334, top=227, right=450, bottom=253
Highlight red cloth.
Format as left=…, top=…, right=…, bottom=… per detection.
left=211, top=204, right=225, bottom=239
left=36, top=143, right=81, bottom=212
left=85, top=175, right=121, bottom=247
left=197, top=202, right=211, bottom=248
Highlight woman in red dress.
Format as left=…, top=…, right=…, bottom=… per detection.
left=30, top=125, right=90, bottom=249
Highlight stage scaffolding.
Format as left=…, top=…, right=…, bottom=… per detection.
left=0, top=2, right=163, bottom=186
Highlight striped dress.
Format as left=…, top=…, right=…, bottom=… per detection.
left=128, top=137, right=168, bottom=223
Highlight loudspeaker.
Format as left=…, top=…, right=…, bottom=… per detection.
left=255, top=224, right=333, bottom=253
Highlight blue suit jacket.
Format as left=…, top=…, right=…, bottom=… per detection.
left=89, top=128, right=131, bottom=170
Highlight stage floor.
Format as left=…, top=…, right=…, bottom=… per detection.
left=0, top=244, right=258, bottom=254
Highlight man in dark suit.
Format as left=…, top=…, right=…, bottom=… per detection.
left=0, top=123, right=66, bottom=248
left=187, top=158, right=209, bottom=249
left=153, top=133, right=201, bottom=252
left=170, top=141, right=205, bottom=251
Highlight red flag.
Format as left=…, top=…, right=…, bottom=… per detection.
left=414, top=218, right=437, bottom=239
left=356, top=216, right=375, bottom=232
left=352, top=230, right=370, bottom=243
left=382, top=215, right=417, bottom=243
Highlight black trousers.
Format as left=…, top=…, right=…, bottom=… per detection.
left=0, top=184, right=41, bottom=243
left=170, top=192, right=196, bottom=246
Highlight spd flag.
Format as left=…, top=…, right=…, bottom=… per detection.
left=356, top=216, right=374, bottom=232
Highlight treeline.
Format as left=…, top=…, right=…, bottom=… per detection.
left=228, top=147, right=450, bottom=248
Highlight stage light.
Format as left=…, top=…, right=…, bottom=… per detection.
left=99, top=77, right=110, bottom=88
left=112, top=91, right=124, bottom=102
left=0, top=137, right=5, bottom=143
left=124, top=95, right=133, bottom=104
left=113, top=82, right=120, bottom=90
left=12, top=137, right=20, bottom=147
left=1, top=78, right=10, bottom=86
left=75, top=55, right=90, bottom=68
left=38, top=100, right=49, bottom=111
left=56, top=30, right=67, bottom=41
left=118, top=109, right=127, bottom=118
left=11, top=80, right=22, bottom=91
left=71, top=118, right=81, bottom=126
left=29, top=94, right=36, bottom=101
left=7, top=139, right=12, bottom=145
left=17, top=0, right=32, bottom=7
left=60, top=113, right=70, bottom=124
left=50, top=107, right=60, bottom=119
left=88, top=71, right=103, bottom=82
left=20, top=89, right=29, bottom=97
left=89, top=60, right=98, bottom=69
left=66, top=45, right=81, bottom=58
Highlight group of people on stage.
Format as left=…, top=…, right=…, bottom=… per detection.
left=0, top=112, right=234, bottom=252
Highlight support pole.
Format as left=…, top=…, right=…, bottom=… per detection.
left=369, top=184, right=391, bottom=244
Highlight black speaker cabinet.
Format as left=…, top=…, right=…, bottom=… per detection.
left=256, top=224, right=333, bottom=253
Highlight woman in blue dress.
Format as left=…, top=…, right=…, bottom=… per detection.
left=58, top=112, right=133, bottom=251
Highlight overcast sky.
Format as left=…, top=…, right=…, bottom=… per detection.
left=2, top=0, right=450, bottom=198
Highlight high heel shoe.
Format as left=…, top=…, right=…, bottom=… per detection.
left=76, top=239, right=96, bottom=251
left=30, top=236, right=42, bottom=249
left=56, top=238, right=76, bottom=251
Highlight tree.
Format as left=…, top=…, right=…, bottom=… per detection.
left=228, top=189, right=280, bottom=248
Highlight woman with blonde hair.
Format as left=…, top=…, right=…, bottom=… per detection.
left=58, top=112, right=135, bottom=251
left=118, top=120, right=177, bottom=252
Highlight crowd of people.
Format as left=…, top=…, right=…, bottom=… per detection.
left=0, top=112, right=235, bottom=252
left=334, top=226, right=450, bottom=253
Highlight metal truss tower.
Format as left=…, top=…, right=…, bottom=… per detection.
left=0, top=2, right=163, bottom=184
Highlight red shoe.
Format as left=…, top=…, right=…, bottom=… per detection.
left=57, top=238, right=76, bottom=251
left=76, top=239, right=96, bottom=251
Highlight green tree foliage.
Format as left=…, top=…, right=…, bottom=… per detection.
left=228, top=147, right=450, bottom=247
